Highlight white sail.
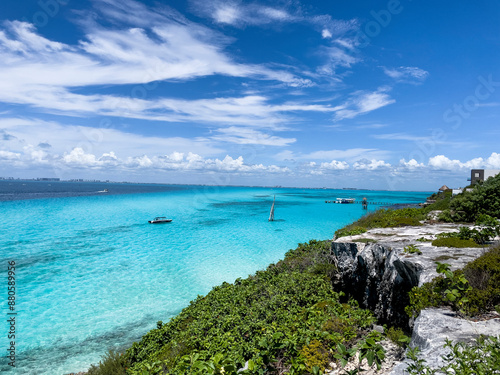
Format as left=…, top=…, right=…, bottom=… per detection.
left=268, top=195, right=275, bottom=221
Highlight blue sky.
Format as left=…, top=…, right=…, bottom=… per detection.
left=0, top=0, right=499, bottom=190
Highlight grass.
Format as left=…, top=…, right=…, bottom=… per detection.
left=335, top=208, right=424, bottom=239
left=431, top=237, right=482, bottom=248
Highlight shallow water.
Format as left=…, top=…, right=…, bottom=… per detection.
left=0, top=182, right=430, bottom=374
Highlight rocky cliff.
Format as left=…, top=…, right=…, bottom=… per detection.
left=331, top=223, right=488, bottom=329
left=330, top=223, right=500, bottom=374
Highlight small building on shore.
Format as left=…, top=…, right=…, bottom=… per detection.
left=470, top=169, right=500, bottom=184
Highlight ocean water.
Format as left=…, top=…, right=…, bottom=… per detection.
left=0, top=181, right=430, bottom=374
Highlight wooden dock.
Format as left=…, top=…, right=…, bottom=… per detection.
left=324, top=200, right=392, bottom=205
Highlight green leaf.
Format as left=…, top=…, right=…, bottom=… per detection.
left=247, top=359, right=255, bottom=371
left=366, top=351, right=374, bottom=366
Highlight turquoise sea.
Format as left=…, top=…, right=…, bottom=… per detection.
left=0, top=181, right=430, bottom=374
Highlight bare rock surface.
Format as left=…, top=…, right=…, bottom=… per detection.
left=334, top=223, right=489, bottom=285
left=390, top=308, right=500, bottom=374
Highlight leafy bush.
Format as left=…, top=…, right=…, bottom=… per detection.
left=433, top=216, right=499, bottom=247
left=462, top=246, right=500, bottom=314
left=447, top=173, right=500, bottom=222
left=407, top=247, right=500, bottom=318
left=87, top=349, right=128, bottom=375
left=122, top=240, right=376, bottom=375
left=299, top=339, right=330, bottom=373
left=422, top=193, right=453, bottom=213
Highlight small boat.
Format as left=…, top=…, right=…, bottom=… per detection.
left=268, top=195, right=275, bottom=222
left=97, top=189, right=109, bottom=193
left=336, top=198, right=355, bottom=204
left=148, top=217, right=172, bottom=224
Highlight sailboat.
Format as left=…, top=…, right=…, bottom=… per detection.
left=268, top=195, right=275, bottom=221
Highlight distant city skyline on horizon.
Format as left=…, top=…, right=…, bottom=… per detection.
left=0, top=0, right=499, bottom=190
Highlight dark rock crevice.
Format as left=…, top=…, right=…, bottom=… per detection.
left=331, top=242, right=423, bottom=330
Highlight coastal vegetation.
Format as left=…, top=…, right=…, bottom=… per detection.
left=334, top=207, right=423, bottom=239
left=89, top=240, right=387, bottom=375
left=88, top=173, right=500, bottom=374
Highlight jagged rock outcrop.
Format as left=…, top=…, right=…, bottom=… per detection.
left=332, top=242, right=420, bottom=329
left=331, top=223, right=489, bottom=329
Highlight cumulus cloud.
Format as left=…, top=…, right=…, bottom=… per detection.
left=399, top=158, right=425, bottom=169
left=58, top=148, right=291, bottom=174
left=353, top=159, right=391, bottom=170
left=63, top=148, right=99, bottom=166
left=0, top=150, right=21, bottom=160
left=319, top=160, right=349, bottom=170
left=428, top=153, right=500, bottom=170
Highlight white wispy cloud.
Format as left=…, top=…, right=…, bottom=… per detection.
left=334, top=88, right=395, bottom=121
left=317, top=45, right=359, bottom=76
left=373, top=132, right=474, bottom=149
left=382, top=66, right=429, bottom=83
left=310, top=15, right=359, bottom=37
left=0, top=0, right=316, bottom=116
left=275, top=148, right=391, bottom=162
left=191, top=0, right=303, bottom=27
left=0, top=117, right=223, bottom=158
left=190, top=0, right=296, bottom=27
left=211, top=127, right=296, bottom=146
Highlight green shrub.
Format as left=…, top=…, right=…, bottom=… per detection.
left=448, top=173, right=500, bottom=222
left=407, top=246, right=500, bottom=318
left=422, top=194, right=452, bottom=212
left=123, top=240, right=376, bottom=374
left=334, top=226, right=367, bottom=239
left=431, top=237, right=481, bottom=248
left=385, top=327, right=410, bottom=348
left=406, top=280, right=444, bottom=319
left=403, top=244, right=422, bottom=255
left=335, top=208, right=424, bottom=239
left=462, top=246, right=500, bottom=314
left=300, top=339, right=330, bottom=373
left=87, top=349, right=128, bottom=375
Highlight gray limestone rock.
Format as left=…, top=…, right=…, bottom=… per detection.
left=390, top=308, right=500, bottom=374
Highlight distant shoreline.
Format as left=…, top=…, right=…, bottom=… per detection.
left=0, top=178, right=433, bottom=193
